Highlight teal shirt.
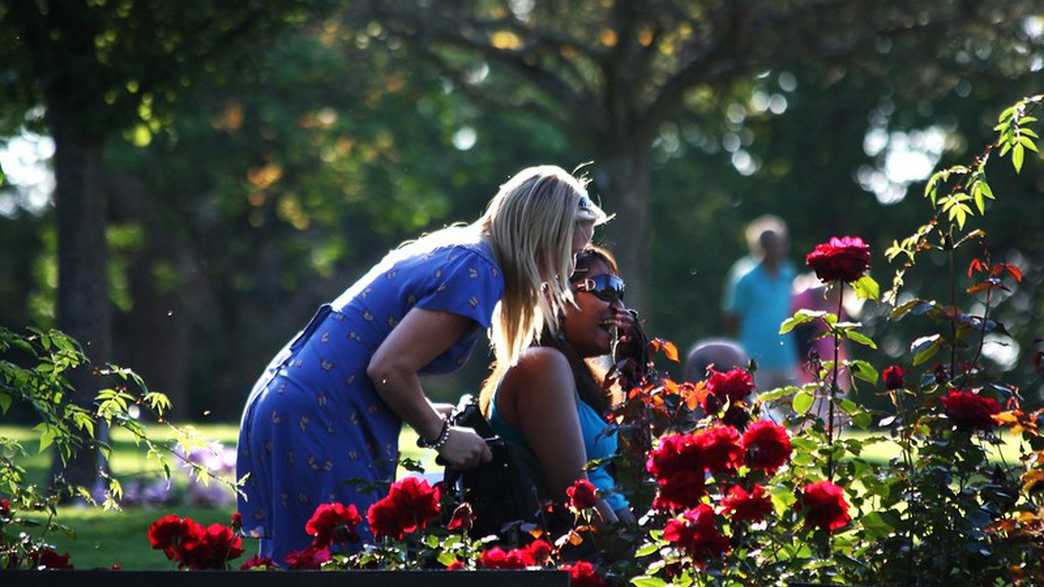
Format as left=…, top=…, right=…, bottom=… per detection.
left=723, top=261, right=798, bottom=371
left=488, top=388, right=630, bottom=512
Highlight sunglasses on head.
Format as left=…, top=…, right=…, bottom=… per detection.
left=572, top=274, right=625, bottom=303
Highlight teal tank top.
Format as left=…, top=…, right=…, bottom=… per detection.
left=488, top=385, right=629, bottom=512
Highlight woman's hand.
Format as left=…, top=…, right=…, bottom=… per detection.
left=431, top=402, right=455, bottom=418
left=609, top=306, right=638, bottom=346
left=437, top=426, right=492, bottom=469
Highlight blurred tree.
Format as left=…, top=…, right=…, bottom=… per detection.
left=0, top=0, right=333, bottom=495
left=358, top=0, right=1040, bottom=309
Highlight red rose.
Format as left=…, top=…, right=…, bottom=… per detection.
left=34, top=548, right=73, bottom=570
left=239, top=555, right=276, bottom=571
left=653, top=469, right=706, bottom=511
left=941, top=390, right=1001, bottom=430
left=445, top=559, right=465, bottom=570
left=230, top=512, right=243, bottom=531
left=741, top=420, right=792, bottom=474
left=366, top=477, right=441, bottom=540
left=285, top=545, right=331, bottom=569
left=882, top=365, right=905, bottom=390
left=179, top=523, right=244, bottom=570
left=447, top=502, right=475, bottom=533
left=147, top=514, right=205, bottom=563
left=110, top=562, right=121, bottom=571
left=704, top=368, right=755, bottom=409
left=560, top=560, right=607, bottom=587
left=646, top=433, right=703, bottom=479
left=720, top=484, right=773, bottom=524
left=566, top=479, right=599, bottom=510
left=800, top=481, right=851, bottom=532
left=663, top=504, right=729, bottom=564
left=805, top=236, right=871, bottom=283
left=694, top=425, right=744, bottom=474
left=305, top=502, right=362, bottom=547
left=524, top=539, right=553, bottom=564
left=479, top=546, right=532, bottom=569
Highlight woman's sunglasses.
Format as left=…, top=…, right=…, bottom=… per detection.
left=572, top=274, right=625, bottom=303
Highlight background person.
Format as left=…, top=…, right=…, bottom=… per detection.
left=722, top=215, right=798, bottom=391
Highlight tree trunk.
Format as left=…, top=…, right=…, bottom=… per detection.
left=595, top=144, right=651, bottom=312
left=48, top=103, right=111, bottom=497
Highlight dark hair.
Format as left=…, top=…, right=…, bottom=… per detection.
left=479, top=245, right=619, bottom=417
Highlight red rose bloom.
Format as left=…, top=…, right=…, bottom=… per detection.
left=566, top=479, right=599, bottom=510
left=0, top=498, right=10, bottom=519
left=524, top=539, right=553, bottom=564
left=479, top=546, right=532, bottom=569
left=230, top=512, right=243, bottom=531
left=284, top=545, right=331, bottom=570
left=663, top=504, right=730, bottom=564
left=366, top=476, right=441, bottom=540
left=447, top=502, right=475, bottom=533
left=34, top=548, right=73, bottom=570
left=445, top=559, right=465, bottom=570
left=653, top=469, right=706, bottom=511
left=705, top=368, right=755, bottom=409
left=179, top=523, right=244, bottom=570
left=560, top=560, right=607, bottom=587
left=305, top=502, right=362, bottom=547
left=800, top=481, right=851, bottom=532
left=806, top=236, right=871, bottom=283
left=147, top=514, right=206, bottom=563
left=941, top=390, right=1001, bottom=430
left=741, top=420, right=792, bottom=474
left=720, top=484, right=773, bottom=524
left=646, top=433, right=702, bottom=479
left=239, top=555, right=276, bottom=571
left=882, top=365, right=905, bottom=390
left=694, top=425, right=744, bottom=474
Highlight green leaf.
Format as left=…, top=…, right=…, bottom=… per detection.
left=911, top=334, right=942, bottom=366
left=779, top=309, right=826, bottom=335
left=979, top=180, right=994, bottom=199
left=0, top=391, right=10, bottom=414
left=845, top=330, right=877, bottom=349
left=998, top=105, right=1016, bottom=123
left=792, top=389, right=814, bottom=415
left=851, top=275, right=879, bottom=301
left=1013, top=143, right=1024, bottom=173
left=1019, top=135, right=1039, bottom=153
left=631, top=577, right=667, bottom=587
left=999, top=141, right=1012, bottom=157
left=862, top=511, right=897, bottom=540
left=758, top=385, right=799, bottom=403
left=1021, top=127, right=1039, bottom=139
left=437, top=551, right=458, bottom=567
left=848, top=360, right=878, bottom=384
left=33, top=423, right=57, bottom=453
left=635, top=543, right=660, bottom=557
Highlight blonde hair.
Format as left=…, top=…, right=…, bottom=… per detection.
left=480, top=165, right=608, bottom=367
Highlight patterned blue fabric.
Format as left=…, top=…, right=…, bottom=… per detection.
left=488, top=386, right=630, bottom=513
left=236, top=239, right=502, bottom=564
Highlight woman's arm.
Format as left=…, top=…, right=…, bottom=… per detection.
left=367, top=307, right=492, bottom=468
left=503, top=348, right=620, bottom=524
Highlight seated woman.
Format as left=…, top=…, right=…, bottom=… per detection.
left=479, top=246, right=635, bottom=525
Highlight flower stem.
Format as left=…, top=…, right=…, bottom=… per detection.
left=827, top=282, right=843, bottom=482
left=947, top=227, right=958, bottom=380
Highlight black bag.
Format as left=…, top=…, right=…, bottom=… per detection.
left=442, top=394, right=544, bottom=538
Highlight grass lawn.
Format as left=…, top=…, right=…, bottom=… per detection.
left=1, top=422, right=1030, bottom=569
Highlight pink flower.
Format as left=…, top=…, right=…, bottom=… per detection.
left=806, top=235, right=871, bottom=283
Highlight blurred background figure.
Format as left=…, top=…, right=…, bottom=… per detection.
left=682, top=338, right=750, bottom=383
left=722, top=215, right=798, bottom=391
left=791, top=272, right=849, bottom=389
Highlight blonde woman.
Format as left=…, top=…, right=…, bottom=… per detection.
left=236, top=165, right=608, bottom=564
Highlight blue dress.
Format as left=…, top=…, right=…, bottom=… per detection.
left=236, top=237, right=503, bottom=563
left=488, top=385, right=630, bottom=512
